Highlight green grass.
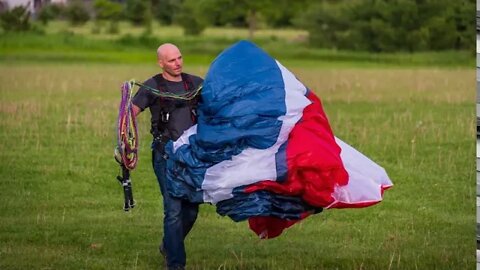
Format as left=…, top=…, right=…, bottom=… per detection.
left=0, top=63, right=474, bottom=269
left=41, top=21, right=309, bottom=41
left=0, top=21, right=474, bottom=67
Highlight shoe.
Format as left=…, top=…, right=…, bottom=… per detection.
left=159, top=245, right=185, bottom=270
left=159, top=244, right=167, bottom=259
left=159, top=244, right=167, bottom=268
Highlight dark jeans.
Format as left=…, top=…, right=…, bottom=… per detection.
left=152, top=142, right=199, bottom=268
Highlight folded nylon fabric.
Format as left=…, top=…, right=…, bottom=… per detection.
left=164, top=40, right=393, bottom=238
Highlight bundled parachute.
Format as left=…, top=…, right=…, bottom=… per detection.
left=164, top=41, right=392, bottom=238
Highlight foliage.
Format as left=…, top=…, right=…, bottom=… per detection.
left=145, top=0, right=309, bottom=29
left=261, top=0, right=303, bottom=27
left=175, top=0, right=210, bottom=36
left=64, top=0, right=90, bottom=26
left=449, top=0, right=474, bottom=50
left=37, top=4, right=65, bottom=25
left=92, top=0, right=123, bottom=34
left=125, top=0, right=152, bottom=27
left=93, top=0, right=122, bottom=21
left=151, top=0, right=183, bottom=25
left=296, top=0, right=475, bottom=52
left=107, top=20, right=120, bottom=34
left=190, top=0, right=276, bottom=38
left=0, top=5, right=31, bottom=31
left=185, top=0, right=315, bottom=38
left=3, top=0, right=471, bottom=52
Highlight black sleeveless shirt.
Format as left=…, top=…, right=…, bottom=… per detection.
left=132, top=73, right=203, bottom=140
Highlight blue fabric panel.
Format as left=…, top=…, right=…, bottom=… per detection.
left=165, top=40, right=289, bottom=202
left=275, top=141, right=288, bottom=183
left=216, top=189, right=323, bottom=222
left=196, top=40, right=286, bottom=151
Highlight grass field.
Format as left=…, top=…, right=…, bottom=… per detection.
left=0, top=59, right=475, bottom=269
left=40, top=21, right=309, bottom=41
left=0, top=19, right=476, bottom=270
left=0, top=21, right=475, bottom=67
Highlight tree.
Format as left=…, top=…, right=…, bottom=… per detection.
left=37, top=3, right=64, bottom=25
left=93, top=0, right=123, bottom=33
left=151, top=0, right=182, bottom=25
left=296, top=1, right=352, bottom=49
left=125, top=0, right=152, bottom=27
left=449, top=0, right=474, bottom=51
left=65, top=0, right=90, bottom=26
left=296, top=0, right=474, bottom=52
left=191, top=0, right=278, bottom=39
left=0, top=5, right=31, bottom=31
left=175, top=0, right=209, bottom=35
left=261, top=0, right=311, bottom=28
left=226, top=0, right=272, bottom=39
left=94, top=0, right=122, bottom=21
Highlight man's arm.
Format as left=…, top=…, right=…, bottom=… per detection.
left=132, top=104, right=142, bottom=117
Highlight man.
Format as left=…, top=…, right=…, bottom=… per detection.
left=132, top=43, right=203, bottom=270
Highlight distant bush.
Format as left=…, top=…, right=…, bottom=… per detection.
left=37, top=4, right=64, bottom=25
left=65, top=0, right=90, bottom=26
left=175, top=0, right=208, bottom=36
left=93, top=0, right=122, bottom=21
left=117, top=32, right=160, bottom=48
left=152, top=0, right=181, bottom=25
left=296, top=0, right=474, bottom=52
left=107, top=20, right=119, bottom=34
left=91, top=20, right=103, bottom=34
left=125, top=0, right=152, bottom=27
left=0, top=5, right=31, bottom=31
left=93, top=0, right=122, bottom=34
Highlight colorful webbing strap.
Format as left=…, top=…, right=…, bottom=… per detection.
left=133, top=81, right=203, bottom=100
left=115, top=80, right=139, bottom=170
left=114, top=79, right=202, bottom=170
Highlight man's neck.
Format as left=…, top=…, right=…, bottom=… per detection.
left=162, top=72, right=182, bottom=82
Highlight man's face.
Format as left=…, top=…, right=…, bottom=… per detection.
left=159, top=48, right=183, bottom=77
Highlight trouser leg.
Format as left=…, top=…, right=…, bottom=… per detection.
left=181, top=200, right=199, bottom=239
left=152, top=146, right=187, bottom=268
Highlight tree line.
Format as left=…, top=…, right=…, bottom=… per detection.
left=0, top=0, right=474, bottom=52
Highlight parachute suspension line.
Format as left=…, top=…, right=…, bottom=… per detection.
left=133, top=80, right=203, bottom=100
left=114, top=78, right=202, bottom=168
left=116, top=80, right=139, bottom=170
left=113, top=79, right=201, bottom=211
left=114, top=81, right=138, bottom=211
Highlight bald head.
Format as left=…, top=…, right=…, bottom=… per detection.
left=156, top=43, right=183, bottom=81
left=157, top=43, right=180, bottom=61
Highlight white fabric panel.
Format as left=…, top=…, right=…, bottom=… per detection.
left=327, top=137, right=393, bottom=208
left=275, top=60, right=309, bottom=120
left=172, top=124, right=197, bottom=152
left=202, top=188, right=234, bottom=204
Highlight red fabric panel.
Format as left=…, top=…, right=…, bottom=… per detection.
left=245, top=91, right=348, bottom=207
left=248, top=212, right=312, bottom=239
left=246, top=91, right=349, bottom=238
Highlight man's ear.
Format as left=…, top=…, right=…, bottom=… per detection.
left=157, top=59, right=164, bottom=69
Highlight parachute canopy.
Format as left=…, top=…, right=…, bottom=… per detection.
left=164, top=40, right=392, bottom=238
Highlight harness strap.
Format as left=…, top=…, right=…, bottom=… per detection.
left=152, top=73, right=196, bottom=99
left=151, top=73, right=199, bottom=139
